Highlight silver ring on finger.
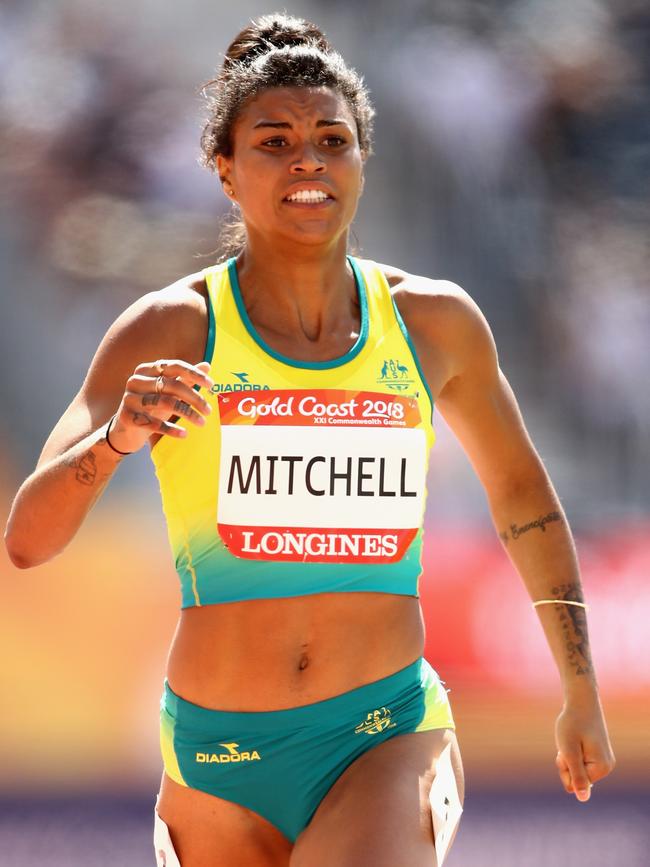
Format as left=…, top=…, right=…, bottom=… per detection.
left=155, top=375, right=165, bottom=394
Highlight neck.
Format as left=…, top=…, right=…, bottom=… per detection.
left=236, top=233, right=357, bottom=343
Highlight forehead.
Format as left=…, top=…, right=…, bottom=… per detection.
left=236, top=86, right=356, bottom=129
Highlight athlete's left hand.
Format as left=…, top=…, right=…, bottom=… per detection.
left=554, top=691, right=616, bottom=802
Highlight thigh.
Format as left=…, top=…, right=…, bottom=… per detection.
left=156, top=772, right=293, bottom=867
left=290, top=729, right=464, bottom=867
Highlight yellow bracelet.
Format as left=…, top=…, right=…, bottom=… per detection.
left=532, top=599, right=589, bottom=611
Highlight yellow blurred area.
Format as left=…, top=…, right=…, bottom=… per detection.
left=1, top=489, right=648, bottom=793
left=1, top=498, right=178, bottom=791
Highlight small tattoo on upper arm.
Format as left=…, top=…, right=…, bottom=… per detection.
left=499, top=510, right=562, bottom=545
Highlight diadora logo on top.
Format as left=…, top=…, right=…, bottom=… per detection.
left=377, top=359, right=416, bottom=393
left=195, top=742, right=262, bottom=764
left=354, top=706, right=397, bottom=735
left=210, top=371, right=271, bottom=394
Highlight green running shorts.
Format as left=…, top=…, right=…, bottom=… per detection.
left=160, top=656, right=454, bottom=842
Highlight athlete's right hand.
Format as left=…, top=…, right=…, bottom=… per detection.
left=107, top=359, right=214, bottom=454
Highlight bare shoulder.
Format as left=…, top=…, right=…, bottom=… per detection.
left=373, top=260, right=498, bottom=385
left=82, top=268, right=211, bottom=402
left=113, top=270, right=209, bottom=362
left=379, top=265, right=492, bottom=350
left=35, top=271, right=211, bottom=465
left=378, top=261, right=479, bottom=327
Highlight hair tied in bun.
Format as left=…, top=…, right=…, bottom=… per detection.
left=225, top=13, right=330, bottom=67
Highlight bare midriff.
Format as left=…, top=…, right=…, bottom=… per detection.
left=165, top=592, right=424, bottom=711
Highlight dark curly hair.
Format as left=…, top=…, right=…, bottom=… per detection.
left=200, top=13, right=375, bottom=169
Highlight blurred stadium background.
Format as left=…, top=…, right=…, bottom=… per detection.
left=1, top=0, right=648, bottom=864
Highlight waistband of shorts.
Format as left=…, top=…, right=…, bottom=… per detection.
left=162, top=657, right=433, bottom=732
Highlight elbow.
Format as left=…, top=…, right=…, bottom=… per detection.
left=4, top=530, right=42, bottom=569
left=5, top=543, right=33, bottom=570
left=8, top=553, right=35, bottom=570
left=486, top=462, right=553, bottom=505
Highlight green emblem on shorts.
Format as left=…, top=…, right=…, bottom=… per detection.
left=355, top=706, right=397, bottom=735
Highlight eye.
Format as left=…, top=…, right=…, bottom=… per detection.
left=321, top=135, right=347, bottom=147
left=261, top=137, right=288, bottom=147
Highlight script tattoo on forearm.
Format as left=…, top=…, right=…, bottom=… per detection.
left=553, top=581, right=593, bottom=676
left=499, top=510, right=562, bottom=546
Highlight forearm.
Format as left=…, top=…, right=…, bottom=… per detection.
left=4, top=422, right=124, bottom=568
left=487, top=470, right=598, bottom=700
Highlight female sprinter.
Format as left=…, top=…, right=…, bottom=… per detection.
left=5, top=13, right=615, bottom=867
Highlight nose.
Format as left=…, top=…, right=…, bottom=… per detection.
left=290, top=143, right=326, bottom=174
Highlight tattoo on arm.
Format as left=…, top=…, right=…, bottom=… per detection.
left=62, top=436, right=116, bottom=519
left=499, top=510, right=562, bottom=546
left=65, top=449, right=98, bottom=486
left=553, top=582, right=593, bottom=676
left=65, top=438, right=111, bottom=488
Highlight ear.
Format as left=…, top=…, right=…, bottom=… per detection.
left=216, top=154, right=235, bottom=199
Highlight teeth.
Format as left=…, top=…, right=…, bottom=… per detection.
left=286, top=190, right=330, bottom=203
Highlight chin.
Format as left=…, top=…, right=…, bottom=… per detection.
left=289, top=216, right=351, bottom=241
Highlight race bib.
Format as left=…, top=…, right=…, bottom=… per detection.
left=217, top=389, right=427, bottom=564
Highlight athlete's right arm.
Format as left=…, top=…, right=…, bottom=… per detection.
left=4, top=285, right=213, bottom=569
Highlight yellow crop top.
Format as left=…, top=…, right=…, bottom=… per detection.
left=150, top=256, right=435, bottom=607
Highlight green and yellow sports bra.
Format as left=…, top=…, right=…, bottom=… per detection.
left=151, top=256, right=435, bottom=608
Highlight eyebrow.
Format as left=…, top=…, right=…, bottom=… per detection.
left=252, top=118, right=349, bottom=130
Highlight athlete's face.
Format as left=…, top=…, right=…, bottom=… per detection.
left=217, top=86, right=365, bottom=248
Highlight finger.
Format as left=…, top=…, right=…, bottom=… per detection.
left=145, top=393, right=208, bottom=427
left=157, top=418, right=191, bottom=438
left=134, top=360, right=214, bottom=390
left=558, top=750, right=592, bottom=802
left=123, top=392, right=207, bottom=428
left=118, top=404, right=189, bottom=439
left=583, top=750, right=616, bottom=784
left=555, top=752, right=574, bottom=795
left=128, top=376, right=212, bottom=418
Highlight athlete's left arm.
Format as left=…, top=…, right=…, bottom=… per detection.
left=396, top=276, right=616, bottom=802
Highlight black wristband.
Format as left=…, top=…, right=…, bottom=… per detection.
left=105, top=415, right=134, bottom=456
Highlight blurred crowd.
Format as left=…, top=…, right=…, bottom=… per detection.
left=1, top=0, right=648, bottom=524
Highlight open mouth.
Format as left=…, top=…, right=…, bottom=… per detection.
left=283, top=189, right=334, bottom=205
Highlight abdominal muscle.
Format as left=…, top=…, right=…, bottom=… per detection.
left=165, top=591, right=425, bottom=711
